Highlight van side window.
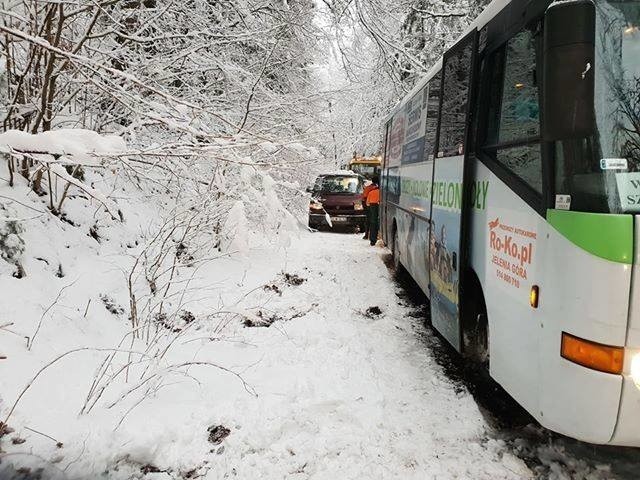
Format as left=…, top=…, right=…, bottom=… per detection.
left=482, top=26, right=543, bottom=194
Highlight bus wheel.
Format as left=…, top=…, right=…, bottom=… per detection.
left=391, top=227, right=408, bottom=280
left=463, top=278, right=489, bottom=370
left=392, top=228, right=401, bottom=271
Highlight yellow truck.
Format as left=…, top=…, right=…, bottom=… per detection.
left=346, top=155, right=381, bottom=179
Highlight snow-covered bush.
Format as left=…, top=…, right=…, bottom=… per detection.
left=0, top=204, right=25, bottom=275
left=1, top=0, right=329, bottom=237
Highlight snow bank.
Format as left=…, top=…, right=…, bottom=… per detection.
left=0, top=129, right=126, bottom=165
left=222, top=200, right=249, bottom=255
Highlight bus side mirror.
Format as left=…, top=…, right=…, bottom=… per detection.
left=543, top=0, right=596, bottom=141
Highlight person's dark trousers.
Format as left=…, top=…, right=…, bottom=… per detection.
left=368, top=204, right=379, bottom=246
left=363, top=205, right=370, bottom=238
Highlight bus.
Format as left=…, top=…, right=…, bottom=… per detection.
left=380, top=0, right=640, bottom=446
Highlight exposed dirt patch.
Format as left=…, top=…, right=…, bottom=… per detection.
left=0, top=422, right=14, bottom=438
left=99, top=294, right=125, bottom=315
left=243, top=305, right=316, bottom=328
left=154, top=310, right=195, bottom=333
left=140, top=464, right=165, bottom=474
left=88, top=224, right=100, bottom=243
left=59, top=213, right=78, bottom=227
left=243, top=310, right=282, bottom=328
left=364, top=306, right=382, bottom=318
left=263, top=284, right=283, bottom=295
left=207, top=425, right=230, bottom=445
left=281, top=272, right=306, bottom=286
left=176, top=242, right=195, bottom=263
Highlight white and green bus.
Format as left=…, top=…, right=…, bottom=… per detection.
left=380, top=0, right=640, bottom=445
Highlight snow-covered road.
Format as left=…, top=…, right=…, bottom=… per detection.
left=8, top=225, right=637, bottom=480
left=2, top=229, right=534, bottom=480
left=193, top=231, right=532, bottom=479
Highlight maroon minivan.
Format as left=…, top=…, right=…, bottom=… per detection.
left=307, top=173, right=367, bottom=230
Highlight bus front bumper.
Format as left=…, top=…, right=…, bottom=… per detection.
left=610, top=359, right=640, bottom=446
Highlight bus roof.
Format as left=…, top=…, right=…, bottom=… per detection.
left=383, top=0, right=512, bottom=125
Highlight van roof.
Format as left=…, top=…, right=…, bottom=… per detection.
left=318, top=170, right=360, bottom=177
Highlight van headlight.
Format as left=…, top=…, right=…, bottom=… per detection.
left=310, top=202, right=323, bottom=211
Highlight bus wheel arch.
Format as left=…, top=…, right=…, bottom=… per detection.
left=461, top=268, right=489, bottom=368
left=391, top=219, right=399, bottom=266
left=391, top=219, right=406, bottom=273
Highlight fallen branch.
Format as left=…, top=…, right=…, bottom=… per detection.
left=3, top=347, right=152, bottom=425
left=24, top=426, right=63, bottom=447
left=29, top=279, right=78, bottom=351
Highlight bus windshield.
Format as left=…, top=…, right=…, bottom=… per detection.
left=556, top=1, right=640, bottom=212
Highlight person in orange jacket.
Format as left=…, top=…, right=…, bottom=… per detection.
left=366, top=175, right=381, bottom=246
left=362, top=180, right=376, bottom=240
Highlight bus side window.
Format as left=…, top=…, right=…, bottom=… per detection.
left=439, top=45, right=473, bottom=157
left=481, top=24, right=544, bottom=196
left=499, top=30, right=540, bottom=143
left=424, top=71, right=442, bottom=160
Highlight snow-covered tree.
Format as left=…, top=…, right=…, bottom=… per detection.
left=319, top=0, right=490, bottom=160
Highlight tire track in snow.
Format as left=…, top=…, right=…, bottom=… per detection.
left=214, top=231, right=532, bottom=480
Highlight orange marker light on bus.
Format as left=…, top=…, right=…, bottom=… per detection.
left=529, top=285, right=539, bottom=308
left=560, top=332, right=624, bottom=375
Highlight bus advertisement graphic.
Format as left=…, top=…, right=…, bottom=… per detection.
left=430, top=203, right=461, bottom=350
left=401, top=87, right=428, bottom=165
left=404, top=212, right=430, bottom=293
left=387, top=115, right=405, bottom=167
left=430, top=212, right=459, bottom=305
left=487, top=216, right=537, bottom=290
left=429, top=158, right=466, bottom=350
left=399, top=177, right=489, bottom=211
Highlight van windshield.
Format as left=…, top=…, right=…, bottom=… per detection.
left=315, top=176, right=363, bottom=194
left=555, top=1, right=640, bottom=212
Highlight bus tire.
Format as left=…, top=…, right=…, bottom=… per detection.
left=462, top=272, right=489, bottom=370
left=392, top=225, right=401, bottom=271
left=391, top=225, right=408, bottom=280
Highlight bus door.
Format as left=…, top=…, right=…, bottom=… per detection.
left=429, top=30, right=478, bottom=352
left=381, top=121, right=392, bottom=243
